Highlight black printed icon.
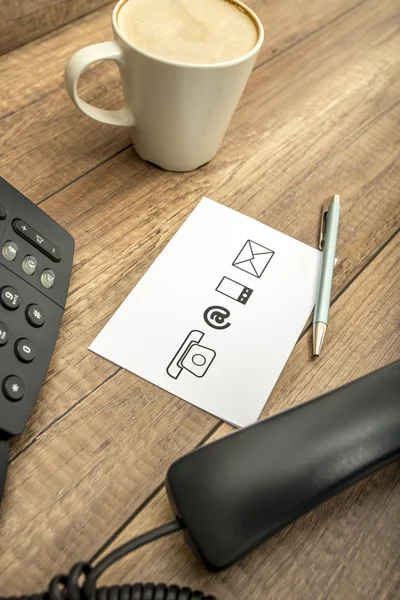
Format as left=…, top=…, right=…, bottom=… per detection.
left=216, top=277, right=253, bottom=305
left=232, top=240, right=274, bottom=278
left=167, top=330, right=216, bottom=379
left=203, top=305, right=231, bottom=330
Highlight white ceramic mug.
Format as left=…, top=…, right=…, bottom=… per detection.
left=64, top=0, right=264, bottom=172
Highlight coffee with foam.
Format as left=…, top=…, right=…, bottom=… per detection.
left=117, top=0, right=258, bottom=65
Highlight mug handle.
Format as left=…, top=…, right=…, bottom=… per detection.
left=64, top=40, right=135, bottom=127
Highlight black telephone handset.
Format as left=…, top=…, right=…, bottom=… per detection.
left=1, top=349, right=398, bottom=597
left=167, top=360, right=400, bottom=570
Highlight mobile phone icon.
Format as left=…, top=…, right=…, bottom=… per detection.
left=216, top=277, right=253, bottom=305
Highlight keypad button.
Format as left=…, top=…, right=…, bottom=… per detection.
left=0, top=202, right=6, bottom=220
left=0, top=322, right=9, bottom=346
left=26, top=304, right=45, bottom=328
left=13, top=219, right=61, bottom=262
left=2, top=375, right=25, bottom=401
left=2, top=241, right=18, bottom=262
left=0, top=286, right=20, bottom=310
left=22, top=255, right=37, bottom=275
left=15, top=338, right=35, bottom=363
left=41, top=269, right=55, bottom=289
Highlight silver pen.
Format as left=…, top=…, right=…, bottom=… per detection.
left=313, top=195, right=341, bottom=357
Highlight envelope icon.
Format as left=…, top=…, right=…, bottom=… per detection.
left=232, top=240, right=274, bottom=278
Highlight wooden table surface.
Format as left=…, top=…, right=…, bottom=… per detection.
left=0, top=0, right=399, bottom=598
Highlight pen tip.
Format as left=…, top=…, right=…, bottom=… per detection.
left=312, top=322, right=327, bottom=357
left=333, top=194, right=340, bottom=204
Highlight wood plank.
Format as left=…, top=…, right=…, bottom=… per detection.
left=0, top=0, right=112, bottom=55
left=94, top=235, right=400, bottom=600
left=1, top=224, right=398, bottom=596
left=8, top=0, right=400, bottom=457
left=0, top=0, right=365, bottom=120
left=0, top=0, right=371, bottom=202
left=0, top=0, right=399, bottom=594
left=0, top=84, right=399, bottom=600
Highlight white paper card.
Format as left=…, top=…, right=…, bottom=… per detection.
left=90, top=198, right=322, bottom=427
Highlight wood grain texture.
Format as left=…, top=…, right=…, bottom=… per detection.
left=96, top=235, right=400, bottom=600
left=96, top=462, right=400, bottom=600
left=2, top=230, right=398, bottom=596
left=0, top=0, right=399, bottom=595
left=0, top=0, right=112, bottom=54
left=5, top=0, right=400, bottom=457
left=0, top=0, right=364, bottom=121
left=0, top=0, right=375, bottom=200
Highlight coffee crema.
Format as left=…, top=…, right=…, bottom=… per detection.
left=117, top=0, right=258, bottom=64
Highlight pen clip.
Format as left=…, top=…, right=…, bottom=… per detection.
left=319, top=199, right=332, bottom=250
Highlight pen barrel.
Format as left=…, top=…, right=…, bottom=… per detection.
left=314, top=202, right=340, bottom=325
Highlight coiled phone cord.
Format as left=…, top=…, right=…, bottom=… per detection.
left=2, top=521, right=216, bottom=600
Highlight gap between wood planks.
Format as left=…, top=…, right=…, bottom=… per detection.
left=29, top=0, right=377, bottom=212
left=8, top=225, right=400, bottom=470
left=3, top=0, right=399, bottom=465
left=0, top=0, right=368, bottom=124
left=87, top=228, right=399, bottom=568
left=0, top=1, right=115, bottom=55
left=1, top=0, right=396, bottom=203
left=6, top=105, right=400, bottom=459
left=26, top=0, right=370, bottom=206
left=9, top=98, right=399, bottom=459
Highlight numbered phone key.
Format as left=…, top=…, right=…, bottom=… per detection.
left=0, top=322, right=9, bottom=346
left=0, top=286, right=20, bottom=310
left=15, top=339, right=35, bottom=363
